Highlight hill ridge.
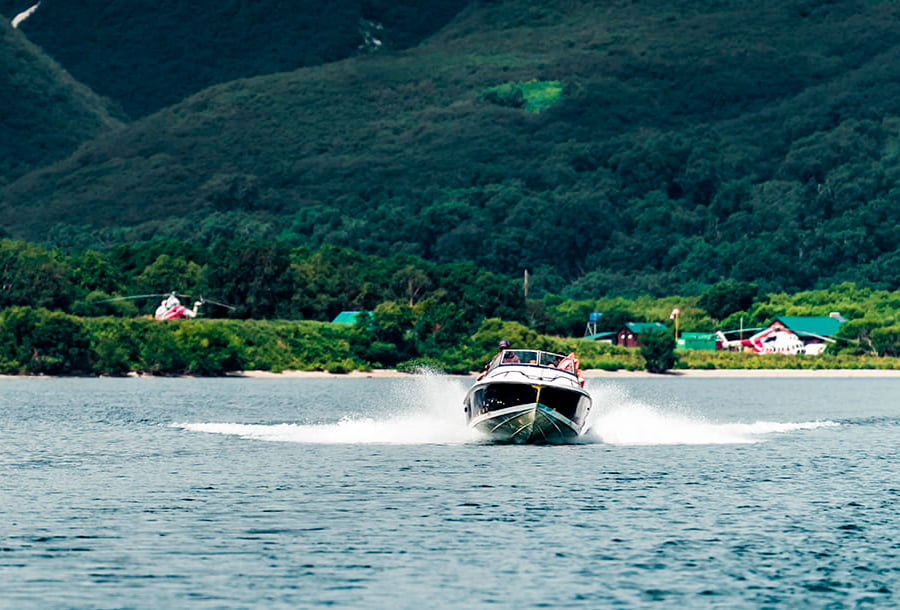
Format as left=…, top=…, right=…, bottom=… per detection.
left=0, top=18, right=123, bottom=186
left=2, top=0, right=898, bottom=295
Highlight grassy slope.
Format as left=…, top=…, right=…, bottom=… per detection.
left=0, top=19, right=123, bottom=187
left=2, top=0, right=899, bottom=292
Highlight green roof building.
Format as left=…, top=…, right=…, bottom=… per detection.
left=677, top=332, right=719, bottom=350
left=330, top=311, right=370, bottom=325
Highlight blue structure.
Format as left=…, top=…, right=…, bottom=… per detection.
left=584, top=312, right=603, bottom=337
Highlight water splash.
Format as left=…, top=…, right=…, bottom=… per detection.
left=172, top=373, right=838, bottom=446
left=172, top=371, right=480, bottom=444
left=583, top=381, right=838, bottom=446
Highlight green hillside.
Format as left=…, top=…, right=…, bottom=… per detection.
left=14, top=0, right=470, bottom=118
left=0, top=18, right=123, bottom=186
left=2, top=0, right=899, bottom=296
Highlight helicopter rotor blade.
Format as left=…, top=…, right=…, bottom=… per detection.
left=92, top=291, right=236, bottom=312
left=200, top=298, right=237, bottom=311
left=92, top=293, right=169, bottom=304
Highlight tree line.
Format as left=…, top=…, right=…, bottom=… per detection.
left=0, top=306, right=650, bottom=376
left=0, top=236, right=526, bottom=329
left=2, top=238, right=898, bottom=376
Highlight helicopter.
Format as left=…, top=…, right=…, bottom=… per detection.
left=94, top=291, right=236, bottom=320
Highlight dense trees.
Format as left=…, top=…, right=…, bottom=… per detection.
left=0, top=309, right=364, bottom=375
left=698, top=282, right=760, bottom=322
left=1, top=237, right=897, bottom=375
left=0, top=303, right=895, bottom=376
left=0, top=307, right=92, bottom=374
left=206, top=241, right=297, bottom=319
left=0, top=240, right=74, bottom=310
left=0, top=238, right=527, bottom=333
left=4, top=0, right=900, bottom=298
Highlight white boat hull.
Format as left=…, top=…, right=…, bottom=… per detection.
left=469, top=401, right=583, bottom=444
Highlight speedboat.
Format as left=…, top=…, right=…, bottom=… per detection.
left=464, top=349, right=591, bottom=443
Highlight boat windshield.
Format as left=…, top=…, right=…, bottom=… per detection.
left=495, top=350, right=564, bottom=368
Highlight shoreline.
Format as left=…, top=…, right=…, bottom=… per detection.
left=2, top=368, right=899, bottom=380
left=232, top=368, right=900, bottom=379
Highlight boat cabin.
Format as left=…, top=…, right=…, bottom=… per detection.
left=486, top=349, right=583, bottom=378
left=492, top=349, right=563, bottom=368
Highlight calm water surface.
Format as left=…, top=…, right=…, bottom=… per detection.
left=1, top=375, right=898, bottom=607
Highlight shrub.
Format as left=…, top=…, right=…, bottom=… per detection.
left=326, top=358, right=356, bottom=374
left=84, top=317, right=141, bottom=375
left=0, top=307, right=92, bottom=374
left=640, top=331, right=678, bottom=373
left=592, top=360, right=623, bottom=371
left=138, top=322, right=186, bottom=375
left=173, top=321, right=245, bottom=375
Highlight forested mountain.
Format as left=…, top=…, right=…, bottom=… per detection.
left=2, top=0, right=899, bottom=297
left=0, top=18, right=123, bottom=185
left=10, top=0, right=470, bottom=118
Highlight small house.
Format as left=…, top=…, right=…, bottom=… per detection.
left=742, top=315, right=843, bottom=355
left=616, top=322, right=668, bottom=348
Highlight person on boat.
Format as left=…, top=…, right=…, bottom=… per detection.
left=498, top=340, right=520, bottom=363
left=557, top=352, right=586, bottom=387
left=476, top=340, right=518, bottom=380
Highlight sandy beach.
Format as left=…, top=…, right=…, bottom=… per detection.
left=231, top=368, right=900, bottom=379
left=2, top=368, right=897, bottom=380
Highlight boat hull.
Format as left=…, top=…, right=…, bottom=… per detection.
left=469, top=402, right=582, bottom=444
left=465, top=374, right=591, bottom=444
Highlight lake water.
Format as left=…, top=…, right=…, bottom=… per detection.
left=1, top=374, right=898, bottom=607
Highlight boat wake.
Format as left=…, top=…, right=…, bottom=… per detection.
left=171, top=373, right=838, bottom=446
left=171, top=372, right=480, bottom=445
left=173, top=417, right=480, bottom=445
left=582, top=382, right=839, bottom=445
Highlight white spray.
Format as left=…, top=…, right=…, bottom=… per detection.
left=173, top=371, right=480, bottom=445
left=173, top=373, right=838, bottom=446
left=582, top=381, right=837, bottom=445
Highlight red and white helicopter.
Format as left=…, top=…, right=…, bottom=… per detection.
left=96, top=291, right=235, bottom=319
left=153, top=292, right=203, bottom=320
